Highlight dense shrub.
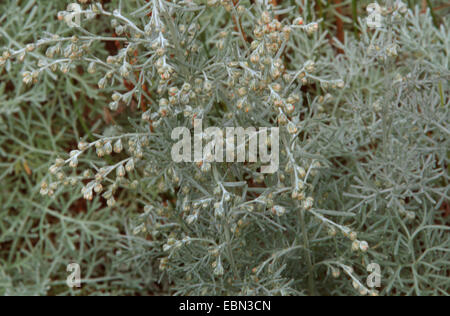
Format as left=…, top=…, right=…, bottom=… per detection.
left=1, top=0, right=448, bottom=295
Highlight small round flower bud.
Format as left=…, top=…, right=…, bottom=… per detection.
left=373, top=100, right=382, bottom=112
left=103, top=142, right=112, bottom=155
left=103, top=190, right=113, bottom=200
left=303, top=197, right=314, bottom=210
left=77, top=140, right=88, bottom=151
left=359, top=288, right=368, bottom=296
left=56, top=172, right=65, bottom=181
left=261, top=11, right=271, bottom=24
left=287, top=122, right=298, bottom=134
left=277, top=113, right=288, bottom=125
left=98, top=77, right=107, bottom=89
left=273, top=99, right=283, bottom=108
left=107, top=197, right=116, bottom=207
left=306, top=23, right=319, bottom=35
left=406, top=211, right=416, bottom=221
left=352, top=240, right=360, bottom=251
left=41, top=181, right=48, bottom=190
left=48, top=165, right=59, bottom=175
left=159, top=106, right=168, bottom=117
left=60, top=63, right=70, bottom=74
left=168, top=87, right=179, bottom=97
left=96, top=147, right=105, bottom=157
left=328, top=227, right=337, bottom=237
left=386, top=44, right=398, bottom=57
left=293, top=17, right=304, bottom=26
left=125, top=159, right=135, bottom=172
left=305, top=60, right=315, bottom=73
left=18, top=52, right=26, bottom=62
left=142, top=110, right=151, bottom=121
left=69, top=156, right=78, bottom=168
left=272, top=83, right=282, bottom=92
left=272, top=205, right=286, bottom=216
left=55, top=158, right=65, bottom=167
left=94, top=182, right=103, bottom=193
left=237, top=87, right=247, bottom=97
left=109, top=101, right=119, bottom=111
left=83, top=170, right=92, bottom=178
left=207, top=0, right=219, bottom=6
left=115, top=25, right=124, bottom=35
left=2, top=50, right=11, bottom=59
left=117, top=165, right=126, bottom=177
left=50, top=182, right=58, bottom=191
left=26, top=44, right=35, bottom=52
left=112, top=92, right=121, bottom=102
left=336, top=80, right=345, bottom=89
left=22, top=72, right=33, bottom=85
left=120, top=63, right=131, bottom=78
left=331, top=268, right=340, bottom=278
left=182, top=83, right=191, bottom=92
left=398, top=4, right=407, bottom=14
left=250, top=40, right=259, bottom=50
left=95, top=172, right=104, bottom=182
left=297, top=167, right=306, bottom=178
left=84, top=189, right=93, bottom=201
left=201, top=162, right=211, bottom=173
left=293, top=190, right=305, bottom=201
left=213, top=259, right=224, bottom=276
left=284, top=104, right=295, bottom=114
left=250, top=53, right=260, bottom=64
left=114, top=139, right=123, bottom=153
left=359, top=241, right=369, bottom=252
left=203, top=81, right=212, bottom=93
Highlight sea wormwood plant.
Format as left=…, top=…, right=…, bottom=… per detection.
left=3, top=0, right=449, bottom=295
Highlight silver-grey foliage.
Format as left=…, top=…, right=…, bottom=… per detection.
left=1, top=0, right=448, bottom=295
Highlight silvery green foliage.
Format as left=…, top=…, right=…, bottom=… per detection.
left=0, top=0, right=159, bottom=296
left=313, top=6, right=450, bottom=295
left=2, top=0, right=449, bottom=295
